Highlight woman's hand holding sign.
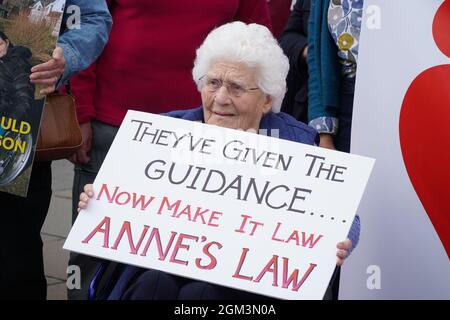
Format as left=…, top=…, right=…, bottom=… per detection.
left=336, top=239, right=352, bottom=267
left=78, top=184, right=94, bottom=212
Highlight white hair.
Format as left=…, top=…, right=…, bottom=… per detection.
left=192, top=21, right=289, bottom=113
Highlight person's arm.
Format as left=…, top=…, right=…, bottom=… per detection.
left=336, top=215, right=360, bottom=266
left=29, top=0, right=112, bottom=95
left=307, top=0, right=338, bottom=149
left=57, top=0, right=113, bottom=84
left=235, top=0, right=273, bottom=31
left=60, top=0, right=113, bottom=164
left=279, top=0, right=309, bottom=74
left=347, top=215, right=360, bottom=254
left=307, top=0, right=326, bottom=123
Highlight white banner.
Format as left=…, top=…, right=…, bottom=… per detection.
left=65, top=111, right=374, bottom=300
left=341, top=0, right=450, bottom=299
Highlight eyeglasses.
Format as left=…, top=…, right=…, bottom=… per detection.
left=199, top=75, right=260, bottom=98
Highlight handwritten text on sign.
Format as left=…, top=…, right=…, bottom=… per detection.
left=64, top=111, right=374, bottom=300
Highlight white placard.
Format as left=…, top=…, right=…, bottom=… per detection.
left=341, top=0, right=450, bottom=299
left=65, top=111, right=374, bottom=300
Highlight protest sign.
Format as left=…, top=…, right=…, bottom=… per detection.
left=64, top=111, right=374, bottom=299
left=0, top=0, right=66, bottom=197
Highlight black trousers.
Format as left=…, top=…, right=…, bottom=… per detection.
left=120, top=268, right=336, bottom=300
left=0, top=161, right=52, bottom=300
left=334, top=77, right=356, bottom=153
left=121, top=269, right=270, bottom=300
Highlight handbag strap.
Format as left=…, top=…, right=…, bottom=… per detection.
left=65, top=80, right=72, bottom=95
left=52, top=80, right=71, bottom=95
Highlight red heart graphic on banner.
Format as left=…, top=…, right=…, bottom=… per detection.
left=399, top=0, right=450, bottom=259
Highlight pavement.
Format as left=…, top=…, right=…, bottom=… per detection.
left=41, top=160, right=75, bottom=300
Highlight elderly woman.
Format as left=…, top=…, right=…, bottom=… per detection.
left=78, top=21, right=359, bottom=300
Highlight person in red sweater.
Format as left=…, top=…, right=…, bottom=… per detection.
left=267, top=0, right=293, bottom=38
left=67, top=0, right=272, bottom=300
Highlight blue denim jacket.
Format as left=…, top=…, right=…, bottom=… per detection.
left=57, top=0, right=113, bottom=85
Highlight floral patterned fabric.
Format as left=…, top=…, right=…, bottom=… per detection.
left=309, top=116, right=339, bottom=136
left=328, top=0, right=364, bottom=77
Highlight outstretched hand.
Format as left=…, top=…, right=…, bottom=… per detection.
left=30, top=47, right=66, bottom=95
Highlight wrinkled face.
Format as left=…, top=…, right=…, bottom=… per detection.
left=201, top=61, right=273, bottom=131
left=0, top=38, right=9, bottom=58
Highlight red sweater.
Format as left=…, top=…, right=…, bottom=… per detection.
left=268, top=0, right=292, bottom=38
left=71, top=0, right=272, bottom=126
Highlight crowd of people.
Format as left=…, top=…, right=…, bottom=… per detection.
left=1, top=0, right=366, bottom=300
